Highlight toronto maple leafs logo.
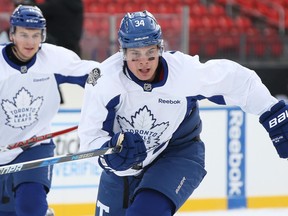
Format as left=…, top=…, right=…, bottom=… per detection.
left=86, top=68, right=101, bottom=86
left=117, top=106, right=169, bottom=150
left=1, top=87, right=43, bottom=130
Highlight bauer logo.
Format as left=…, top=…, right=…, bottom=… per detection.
left=269, top=110, right=288, bottom=128
left=227, top=108, right=247, bottom=209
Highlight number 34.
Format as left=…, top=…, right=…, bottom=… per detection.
left=134, top=20, right=145, bottom=27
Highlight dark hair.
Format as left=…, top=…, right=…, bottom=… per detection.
left=13, top=0, right=36, bottom=7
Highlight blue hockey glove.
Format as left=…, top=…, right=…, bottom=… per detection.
left=98, top=132, right=147, bottom=171
left=259, top=100, right=288, bottom=158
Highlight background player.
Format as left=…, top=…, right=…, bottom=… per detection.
left=78, top=10, right=288, bottom=216
left=0, top=5, right=99, bottom=216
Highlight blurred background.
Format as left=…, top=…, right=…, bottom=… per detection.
left=1, top=1, right=288, bottom=215
left=1, top=0, right=287, bottom=102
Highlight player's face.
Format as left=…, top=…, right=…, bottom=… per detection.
left=126, top=45, right=160, bottom=82
left=10, top=26, right=42, bottom=61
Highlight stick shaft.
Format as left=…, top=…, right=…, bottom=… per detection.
left=6, top=126, right=78, bottom=151
left=0, top=146, right=120, bottom=175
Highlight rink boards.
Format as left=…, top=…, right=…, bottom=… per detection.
left=48, top=106, right=288, bottom=215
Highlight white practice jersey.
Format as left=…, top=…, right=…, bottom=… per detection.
left=78, top=51, right=278, bottom=176
left=0, top=43, right=100, bottom=164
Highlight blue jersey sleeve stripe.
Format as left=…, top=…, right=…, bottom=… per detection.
left=54, top=73, right=88, bottom=87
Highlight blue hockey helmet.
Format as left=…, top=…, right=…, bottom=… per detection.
left=118, top=10, right=163, bottom=49
left=10, top=5, right=46, bottom=41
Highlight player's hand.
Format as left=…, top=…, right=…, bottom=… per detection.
left=98, top=132, right=147, bottom=171
left=260, top=100, right=288, bottom=159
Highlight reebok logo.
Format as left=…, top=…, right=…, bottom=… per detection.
left=269, top=110, right=288, bottom=128
left=158, top=98, right=180, bottom=104
left=228, top=110, right=244, bottom=196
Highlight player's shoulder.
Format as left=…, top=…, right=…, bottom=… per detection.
left=98, top=52, right=124, bottom=77
left=163, top=50, right=241, bottom=71
left=38, top=43, right=81, bottom=63
left=203, top=58, right=246, bottom=72
left=40, top=43, right=58, bottom=50
left=101, top=51, right=123, bottom=69
left=163, top=50, right=200, bottom=63
left=161, top=50, right=202, bottom=72
left=85, top=52, right=124, bottom=91
left=40, top=43, right=76, bottom=55
left=0, top=44, right=5, bottom=52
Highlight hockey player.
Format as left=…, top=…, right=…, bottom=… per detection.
left=78, top=10, right=288, bottom=216
left=0, top=5, right=100, bottom=216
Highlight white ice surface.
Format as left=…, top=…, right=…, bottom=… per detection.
left=175, top=208, right=288, bottom=216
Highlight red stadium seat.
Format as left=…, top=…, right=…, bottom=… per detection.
left=190, top=3, right=208, bottom=16
left=189, top=39, right=201, bottom=55
left=189, top=17, right=202, bottom=31
left=208, top=4, right=225, bottom=16
left=80, top=0, right=284, bottom=60
left=234, top=16, right=252, bottom=32
left=218, top=16, right=234, bottom=30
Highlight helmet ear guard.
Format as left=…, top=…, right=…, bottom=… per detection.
left=158, top=40, right=164, bottom=55
left=41, top=28, right=47, bottom=42
left=10, top=4, right=47, bottom=42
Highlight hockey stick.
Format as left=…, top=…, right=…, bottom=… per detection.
left=1, top=126, right=78, bottom=152
left=0, top=133, right=124, bottom=175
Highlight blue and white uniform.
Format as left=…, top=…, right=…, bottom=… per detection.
left=78, top=50, right=278, bottom=215
left=0, top=43, right=99, bottom=213
left=0, top=43, right=99, bottom=164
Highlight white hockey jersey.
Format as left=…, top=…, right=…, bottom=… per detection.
left=0, top=43, right=100, bottom=164
left=78, top=50, right=278, bottom=176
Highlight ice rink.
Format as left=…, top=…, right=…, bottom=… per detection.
left=175, top=208, right=288, bottom=216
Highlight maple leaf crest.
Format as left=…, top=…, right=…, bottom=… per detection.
left=1, top=87, right=43, bottom=130
left=117, top=105, right=169, bottom=150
